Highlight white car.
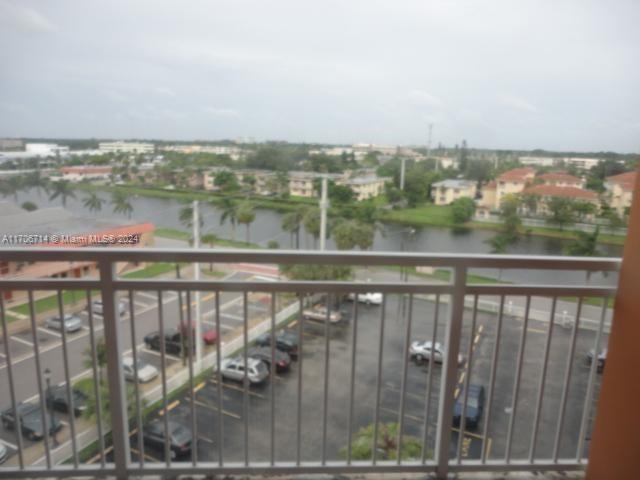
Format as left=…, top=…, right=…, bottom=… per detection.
left=409, top=341, right=465, bottom=365
left=219, top=357, right=269, bottom=384
left=348, top=292, right=383, bottom=305
left=123, top=357, right=159, bottom=383
left=91, top=300, right=127, bottom=316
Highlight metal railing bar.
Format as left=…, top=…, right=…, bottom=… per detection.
left=465, top=285, right=616, bottom=297
left=296, top=295, right=304, bottom=466
left=56, top=290, right=78, bottom=467
left=157, top=290, right=171, bottom=467
left=28, top=290, right=52, bottom=469
left=346, top=296, right=358, bottom=465
left=553, top=297, right=583, bottom=461
left=435, top=266, right=467, bottom=478
left=576, top=299, right=609, bottom=461
left=528, top=296, right=558, bottom=462
left=372, top=294, right=387, bottom=465
left=186, top=290, right=197, bottom=466
left=505, top=295, right=532, bottom=463
left=0, top=295, right=24, bottom=469
left=396, top=293, right=414, bottom=464
left=0, top=247, right=620, bottom=271
left=127, top=290, right=144, bottom=468
left=86, top=290, right=106, bottom=467
left=215, top=291, right=224, bottom=467
left=481, top=295, right=506, bottom=463
left=421, top=293, right=440, bottom=463
left=321, top=293, right=331, bottom=465
left=243, top=291, right=249, bottom=467
left=456, top=294, right=479, bottom=464
left=270, top=292, right=276, bottom=466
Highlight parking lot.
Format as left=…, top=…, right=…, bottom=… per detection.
left=91, top=292, right=606, bottom=465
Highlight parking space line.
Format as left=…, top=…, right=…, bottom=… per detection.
left=188, top=397, right=241, bottom=419
left=0, top=352, right=5, bottom=358
left=289, top=320, right=298, bottom=328
left=527, top=327, right=546, bottom=334
left=11, top=335, right=34, bottom=346
left=203, top=320, right=233, bottom=331
left=141, top=347, right=181, bottom=361
left=221, top=313, right=244, bottom=321
left=158, top=399, right=180, bottom=416
left=194, top=382, right=206, bottom=393
left=198, top=435, right=215, bottom=444
left=131, top=446, right=162, bottom=462
left=38, top=327, right=62, bottom=338
left=380, top=407, right=423, bottom=423
left=0, top=438, right=18, bottom=450
left=208, top=379, right=265, bottom=399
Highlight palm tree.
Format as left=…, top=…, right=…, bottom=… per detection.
left=201, top=233, right=218, bottom=270
left=281, top=207, right=307, bottom=249
left=82, top=192, right=104, bottom=213
left=236, top=201, right=256, bottom=244
left=49, top=180, right=76, bottom=207
left=111, top=190, right=133, bottom=219
left=219, top=198, right=238, bottom=240
left=25, top=170, right=49, bottom=197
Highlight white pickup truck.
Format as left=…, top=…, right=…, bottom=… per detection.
left=302, top=305, right=343, bottom=323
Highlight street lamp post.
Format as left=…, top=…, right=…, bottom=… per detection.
left=43, top=368, right=58, bottom=447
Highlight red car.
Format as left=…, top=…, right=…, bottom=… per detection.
left=180, top=321, right=218, bottom=346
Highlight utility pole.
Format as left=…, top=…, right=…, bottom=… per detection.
left=192, top=200, right=202, bottom=369
left=400, top=157, right=406, bottom=190
left=426, top=124, right=435, bottom=172
left=319, top=176, right=328, bottom=250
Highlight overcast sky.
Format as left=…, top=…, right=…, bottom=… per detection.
left=1, top=0, right=639, bottom=152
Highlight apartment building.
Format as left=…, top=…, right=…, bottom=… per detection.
left=431, top=179, right=477, bottom=205
left=60, top=165, right=112, bottom=182
left=289, top=171, right=320, bottom=197
left=494, top=167, right=535, bottom=209
left=605, top=171, right=637, bottom=216
left=340, top=175, right=387, bottom=201
left=99, top=141, right=155, bottom=154
left=521, top=184, right=599, bottom=219
left=538, top=171, right=584, bottom=188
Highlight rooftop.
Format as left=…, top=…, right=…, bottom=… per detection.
left=606, top=171, right=637, bottom=191
left=523, top=184, right=598, bottom=201
left=538, top=171, right=582, bottom=183
left=433, top=179, right=476, bottom=189
left=497, top=167, right=536, bottom=182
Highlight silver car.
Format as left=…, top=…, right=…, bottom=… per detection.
left=44, top=314, right=83, bottom=333
left=219, top=357, right=269, bottom=384
left=0, top=441, right=8, bottom=465
left=409, top=340, right=465, bottom=365
left=123, top=357, right=159, bottom=383
left=91, top=300, right=127, bottom=316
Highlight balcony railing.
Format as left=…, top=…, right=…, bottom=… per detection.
left=0, top=248, right=620, bottom=479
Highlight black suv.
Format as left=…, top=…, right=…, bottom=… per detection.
left=46, top=385, right=88, bottom=417
left=247, top=346, right=291, bottom=372
left=255, top=329, right=299, bottom=358
left=453, top=384, right=485, bottom=430
left=144, top=328, right=185, bottom=356
left=1, top=403, right=63, bottom=441
left=143, top=419, right=193, bottom=459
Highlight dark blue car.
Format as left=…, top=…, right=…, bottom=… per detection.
left=453, top=384, right=485, bottom=430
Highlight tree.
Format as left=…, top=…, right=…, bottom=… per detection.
left=499, top=194, right=521, bottom=242
left=111, top=190, right=134, bottom=219
left=330, top=184, right=355, bottom=203
left=21, top=201, right=37, bottom=212
left=214, top=170, right=239, bottom=192
left=342, top=423, right=423, bottom=461
left=236, top=201, right=256, bottom=244
left=303, top=208, right=321, bottom=248
left=546, top=197, right=576, bottom=230
left=458, top=139, right=469, bottom=172
left=384, top=182, right=404, bottom=205
left=24, top=170, right=49, bottom=197
left=520, top=193, right=538, bottom=216
left=565, top=227, right=601, bottom=256
left=82, top=192, right=104, bottom=213
left=219, top=198, right=238, bottom=240
left=201, top=233, right=218, bottom=270
left=282, top=207, right=306, bottom=249
left=450, top=197, right=476, bottom=223
left=573, top=201, right=596, bottom=222
left=49, top=180, right=76, bottom=207
left=332, top=220, right=375, bottom=251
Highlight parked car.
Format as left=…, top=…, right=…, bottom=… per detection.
left=586, top=348, right=607, bottom=373
left=409, top=340, right=465, bottom=365
left=144, top=328, right=184, bottom=356
left=1, top=403, right=62, bottom=441
left=0, top=442, right=7, bottom=465
left=90, top=299, right=127, bottom=316
left=247, top=346, right=291, bottom=372
left=255, top=329, right=299, bottom=357
left=123, top=357, right=159, bottom=383
left=453, top=384, right=485, bottom=430
left=143, top=419, right=193, bottom=459
left=44, top=314, right=83, bottom=333
left=46, top=385, right=88, bottom=416
left=219, top=356, right=269, bottom=384
left=179, top=321, right=218, bottom=346
left=302, top=304, right=342, bottom=323
left=347, top=292, right=383, bottom=305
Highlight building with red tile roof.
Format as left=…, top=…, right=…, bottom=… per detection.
left=605, top=171, right=637, bottom=216
left=521, top=184, right=599, bottom=219
left=538, top=172, right=584, bottom=188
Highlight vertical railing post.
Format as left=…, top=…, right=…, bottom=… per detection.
left=98, top=259, right=130, bottom=480
left=435, top=265, right=467, bottom=479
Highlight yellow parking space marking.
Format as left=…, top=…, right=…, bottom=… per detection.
left=158, top=400, right=180, bottom=416
left=289, top=320, right=298, bottom=328
left=194, top=382, right=206, bottom=393
left=527, top=327, right=546, bottom=334
left=303, top=331, right=324, bottom=340
left=380, top=407, right=423, bottom=423
left=188, top=397, right=241, bottom=419
left=454, top=387, right=460, bottom=399
left=458, top=371, right=466, bottom=384
left=473, top=334, right=481, bottom=345
left=131, top=446, right=162, bottom=462
left=209, top=379, right=266, bottom=399
left=477, top=325, right=484, bottom=334
left=180, top=292, right=218, bottom=311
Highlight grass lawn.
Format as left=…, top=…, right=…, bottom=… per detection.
left=10, top=290, right=94, bottom=316
left=155, top=227, right=262, bottom=249
left=121, top=262, right=182, bottom=279
left=381, top=204, right=456, bottom=228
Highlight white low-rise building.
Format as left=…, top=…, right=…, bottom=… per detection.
left=25, top=143, right=69, bottom=156
left=99, top=141, right=155, bottom=154
left=60, top=166, right=112, bottom=182
left=431, top=179, right=477, bottom=205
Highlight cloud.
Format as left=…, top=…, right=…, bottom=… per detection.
left=408, top=89, right=444, bottom=108
left=202, top=106, right=240, bottom=118
left=498, top=94, right=538, bottom=113
left=0, top=1, right=57, bottom=32
left=104, top=89, right=128, bottom=102
left=154, top=87, right=176, bottom=97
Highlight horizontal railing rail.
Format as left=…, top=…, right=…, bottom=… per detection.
left=0, top=248, right=619, bottom=479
